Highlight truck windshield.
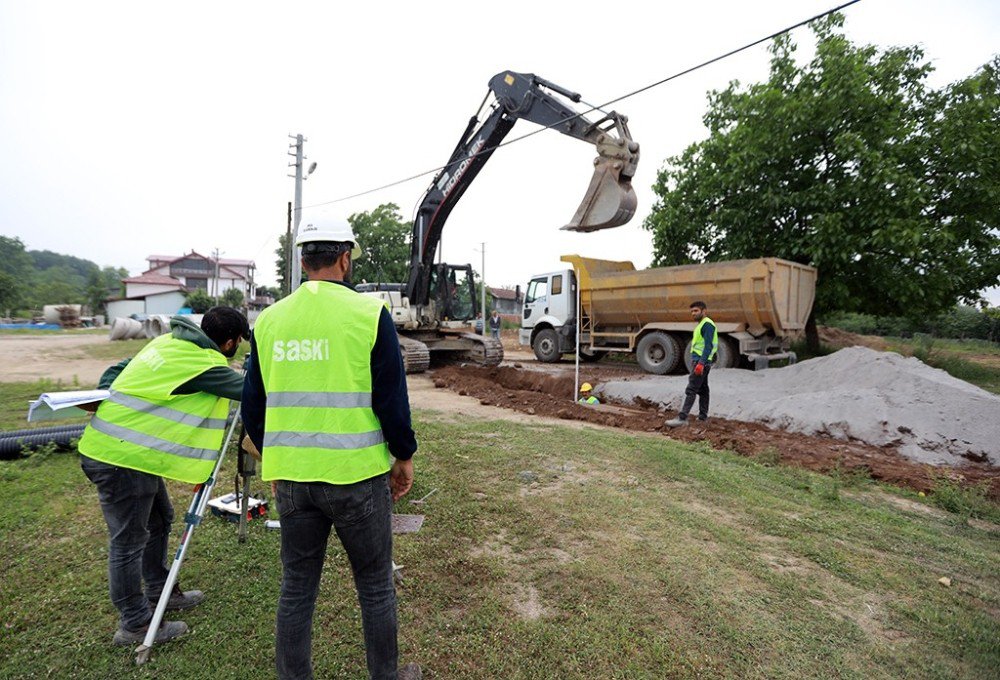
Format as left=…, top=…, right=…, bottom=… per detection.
left=525, top=278, right=548, bottom=303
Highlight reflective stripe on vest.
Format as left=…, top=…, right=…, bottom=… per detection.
left=254, top=281, right=391, bottom=485
left=77, top=333, right=230, bottom=484
left=89, top=416, right=221, bottom=461
left=107, top=390, right=228, bottom=430
left=691, top=317, right=718, bottom=361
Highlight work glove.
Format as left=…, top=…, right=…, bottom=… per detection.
left=694, top=362, right=705, bottom=376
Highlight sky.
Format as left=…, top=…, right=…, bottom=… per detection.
left=1, top=0, right=998, bottom=305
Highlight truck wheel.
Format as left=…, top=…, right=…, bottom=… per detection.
left=532, top=328, right=561, bottom=363
left=579, top=348, right=607, bottom=363
left=637, top=332, right=680, bottom=375
left=716, top=336, right=738, bottom=369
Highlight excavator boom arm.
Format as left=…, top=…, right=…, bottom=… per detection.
left=405, top=70, right=640, bottom=306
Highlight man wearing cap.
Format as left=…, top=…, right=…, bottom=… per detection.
left=242, top=218, right=420, bottom=680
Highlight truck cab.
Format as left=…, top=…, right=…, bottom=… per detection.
left=519, top=269, right=576, bottom=362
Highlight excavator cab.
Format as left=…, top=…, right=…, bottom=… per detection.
left=429, top=263, right=478, bottom=322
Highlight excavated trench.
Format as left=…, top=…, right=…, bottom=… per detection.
left=431, top=365, right=1000, bottom=500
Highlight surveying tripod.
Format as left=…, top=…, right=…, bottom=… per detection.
left=135, top=406, right=260, bottom=664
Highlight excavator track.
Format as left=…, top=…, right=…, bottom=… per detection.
left=398, top=335, right=431, bottom=374
left=454, top=333, right=504, bottom=367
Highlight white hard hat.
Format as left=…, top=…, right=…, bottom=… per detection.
left=296, top=218, right=362, bottom=259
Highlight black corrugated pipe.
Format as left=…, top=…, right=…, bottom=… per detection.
left=0, top=424, right=87, bottom=459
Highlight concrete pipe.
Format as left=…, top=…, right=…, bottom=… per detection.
left=109, top=317, right=143, bottom=341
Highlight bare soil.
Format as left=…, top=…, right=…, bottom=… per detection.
left=0, top=334, right=112, bottom=384
left=429, top=363, right=1000, bottom=500
left=6, top=329, right=997, bottom=500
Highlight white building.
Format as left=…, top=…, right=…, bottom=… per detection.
left=145, top=252, right=256, bottom=299
left=105, top=272, right=189, bottom=323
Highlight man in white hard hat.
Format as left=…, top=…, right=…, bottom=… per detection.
left=242, top=218, right=420, bottom=680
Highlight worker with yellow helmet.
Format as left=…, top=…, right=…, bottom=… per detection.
left=578, top=382, right=599, bottom=405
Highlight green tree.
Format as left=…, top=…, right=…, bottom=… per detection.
left=86, top=266, right=128, bottom=315
left=0, top=236, right=35, bottom=312
left=186, top=289, right=215, bottom=313
left=220, top=287, right=245, bottom=308
left=347, top=203, right=411, bottom=285
left=643, top=14, right=1000, bottom=349
left=30, top=264, right=86, bottom=306
left=275, top=232, right=291, bottom=297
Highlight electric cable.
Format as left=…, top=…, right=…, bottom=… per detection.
left=301, top=0, right=864, bottom=211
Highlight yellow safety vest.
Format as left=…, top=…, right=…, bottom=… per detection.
left=692, top=317, right=718, bottom=361
left=253, top=280, right=391, bottom=484
left=78, top=333, right=231, bottom=484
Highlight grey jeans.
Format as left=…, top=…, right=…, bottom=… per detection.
left=275, top=473, right=398, bottom=680
left=80, top=454, right=173, bottom=631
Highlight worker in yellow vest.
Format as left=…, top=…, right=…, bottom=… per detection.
left=578, top=382, right=600, bottom=405
left=78, top=307, right=248, bottom=646
left=242, top=217, right=420, bottom=680
left=666, top=301, right=717, bottom=427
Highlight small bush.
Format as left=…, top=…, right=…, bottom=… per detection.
left=930, top=477, right=998, bottom=522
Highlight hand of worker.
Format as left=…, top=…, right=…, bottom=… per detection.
left=390, top=459, right=414, bottom=501
left=694, top=362, right=704, bottom=376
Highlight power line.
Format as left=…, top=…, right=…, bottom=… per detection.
left=302, top=0, right=863, bottom=211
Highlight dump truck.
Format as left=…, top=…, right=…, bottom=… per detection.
left=519, top=255, right=817, bottom=373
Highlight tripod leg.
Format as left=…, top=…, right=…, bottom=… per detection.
left=135, top=410, right=241, bottom=665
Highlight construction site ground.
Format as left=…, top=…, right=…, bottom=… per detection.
left=2, top=331, right=999, bottom=678
left=2, top=329, right=998, bottom=501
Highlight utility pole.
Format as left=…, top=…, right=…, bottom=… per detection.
left=287, top=134, right=317, bottom=293
left=212, top=247, right=222, bottom=299
left=285, top=201, right=292, bottom=297
left=479, top=242, right=487, bottom=336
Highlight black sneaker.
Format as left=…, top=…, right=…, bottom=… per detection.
left=150, top=585, right=205, bottom=611
left=113, top=620, right=188, bottom=646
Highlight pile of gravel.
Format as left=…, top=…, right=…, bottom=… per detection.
left=598, top=346, right=1000, bottom=466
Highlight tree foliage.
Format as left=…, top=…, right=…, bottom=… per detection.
left=0, top=236, right=35, bottom=312
left=275, top=232, right=291, bottom=298
left=185, top=289, right=215, bottom=314
left=0, top=237, right=130, bottom=314
left=347, top=203, right=411, bottom=285
left=643, top=14, right=1000, bottom=344
left=220, top=287, right=244, bottom=308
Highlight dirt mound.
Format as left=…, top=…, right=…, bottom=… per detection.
left=818, top=326, right=888, bottom=351
left=430, top=364, right=1000, bottom=500
left=601, top=347, right=1000, bottom=467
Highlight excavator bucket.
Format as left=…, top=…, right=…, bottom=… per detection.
left=562, top=156, right=638, bottom=232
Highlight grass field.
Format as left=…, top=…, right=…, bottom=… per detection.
left=1, top=411, right=997, bottom=679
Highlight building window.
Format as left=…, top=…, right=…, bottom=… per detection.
left=186, top=278, right=208, bottom=290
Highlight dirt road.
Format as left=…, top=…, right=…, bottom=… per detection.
left=0, top=334, right=115, bottom=384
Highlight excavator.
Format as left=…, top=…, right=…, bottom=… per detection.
left=363, top=70, right=640, bottom=373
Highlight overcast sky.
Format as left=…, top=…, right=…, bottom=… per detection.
left=1, top=0, right=998, bottom=304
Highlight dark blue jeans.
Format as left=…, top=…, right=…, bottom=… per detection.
left=275, top=473, right=397, bottom=680
left=80, top=455, right=173, bottom=631
left=679, top=360, right=712, bottom=420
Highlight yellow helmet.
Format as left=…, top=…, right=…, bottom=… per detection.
left=580, top=382, right=593, bottom=392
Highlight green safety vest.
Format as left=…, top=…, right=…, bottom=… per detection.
left=691, top=316, right=718, bottom=361
left=253, top=280, right=391, bottom=484
left=78, top=333, right=231, bottom=484
left=578, top=396, right=599, bottom=405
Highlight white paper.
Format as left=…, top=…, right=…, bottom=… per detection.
left=27, top=389, right=110, bottom=422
